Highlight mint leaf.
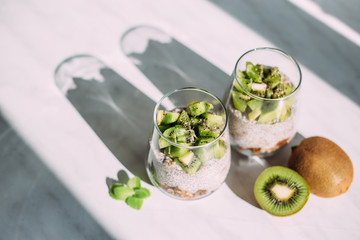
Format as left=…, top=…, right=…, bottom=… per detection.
left=127, top=176, right=141, bottom=189
left=108, top=175, right=150, bottom=210
left=112, top=186, right=135, bottom=201
left=134, top=188, right=151, bottom=199
left=125, top=196, right=143, bottom=210
left=109, top=183, right=124, bottom=200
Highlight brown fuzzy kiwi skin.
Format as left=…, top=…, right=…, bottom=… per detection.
left=288, top=136, right=353, bottom=198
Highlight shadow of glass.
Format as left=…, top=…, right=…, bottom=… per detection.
left=54, top=55, right=155, bottom=183
left=209, top=0, right=360, bottom=105
left=0, top=115, right=112, bottom=239
left=226, top=132, right=304, bottom=208
left=120, top=25, right=229, bottom=99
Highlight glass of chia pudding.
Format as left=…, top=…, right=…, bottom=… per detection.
left=224, top=48, right=302, bottom=156
left=146, top=87, right=231, bottom=200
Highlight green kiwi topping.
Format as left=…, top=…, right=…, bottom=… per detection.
left=254, top=166, right=310, bottom=217
left=156, top=101, right=227, bottom=174
left=231, top=62, right=295, bottom=123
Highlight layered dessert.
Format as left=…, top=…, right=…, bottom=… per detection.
left=227, top=62, right=296, bottom=155
left=147, top=101, right=230, bottom=200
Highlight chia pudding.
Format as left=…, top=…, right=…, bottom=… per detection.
left=146, top=100, right=230, bottom=200
left=225, top=61, right=298, bottom=155
left=228, top=103, right=295, bottom=155
left=148, top=135, right=230, bottom=199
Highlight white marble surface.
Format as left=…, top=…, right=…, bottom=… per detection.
left=0, top=0, right=359, bottom=239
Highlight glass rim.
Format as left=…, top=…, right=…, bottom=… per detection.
left=153, top=87, right=228, bottom=150
left=234, top=47, right=302, bottom=101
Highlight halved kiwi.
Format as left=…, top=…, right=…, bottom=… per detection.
left=254, top=166, right=309, bottom=217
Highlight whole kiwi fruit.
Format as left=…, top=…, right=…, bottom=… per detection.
left=288, top=136, right=353, bottom=198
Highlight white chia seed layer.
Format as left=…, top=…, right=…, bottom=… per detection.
left=149, top=140, right=231, bottom=194
left=228, top=104, right=295, bottom=153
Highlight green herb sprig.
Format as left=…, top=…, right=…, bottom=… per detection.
left=109, top=176, right=151, bottom=210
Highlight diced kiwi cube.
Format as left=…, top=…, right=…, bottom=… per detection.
left=196, top=137, right=215, bottom=146
left=197, top=125, right=219, bottom=138
left=158, top=125, right=169, bottom=132
left=246, top=62, right=262, bottom=83
left=257, top=102, right=280, bottom=123
left=157, top=110, right=180, bottom=125
left=174, top=125, right=196, bottom=144
left=258, top=111, right=278, bottom=124
left=167, top=146, right=189, bottom=158
left=187, top=101, right=213, bottom=117
left=174, top=125, right=188, bottom=136
left=195, top=137, right=215, bottom=162
left=157, top=110, right=164, bottom=126
left=248, top=108, right=262, bottom=121
left=279, top=105, right=289, bottom=122
left=176, top=134, right=188, bottom=143
left=159, top=137, right=171, bottom=149
left=233, top=75, right=242, bottom=92
left=261, top=101, right=278, bottom=112
left=247, top=99, right=263, bottom=111
left=177, top=151, right=194, bottom=166
left=211, top=139, right=226, bottom=159
left=177, top=110, right=191, bottom=128
left=233, top=71, right=251, bottom=92
left=270, top=67, right=281, bottom=79
left=255, top=64, right=264, bottom=78
left=195, top=148, right=209, bottom=163
left=175, top=157, right=202, bottom=175
left=266, top=89, right=272, bottom=98
left=163, top=111, right=180, bottom=124
left=190, top=117, right=201, bottom=127
left=176, top=132, right=196, bottom=145
left=163, top=127, right=176, bottom=139
left=270, top=79, right=281, bottom=89
left=202, top=113, right=223, bottom=129
left=237, top=91, right=251, bottom=101
left=284, top=84, right=294, bottom=96
left=196, top=139, right=226, bottom=161
left=232, top=91, right=247, bottom=112
left=160, top=127, right=176, bottom=147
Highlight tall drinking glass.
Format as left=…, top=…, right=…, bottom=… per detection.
left=224, top=48, right=302, bottom=156
left=146, top=87, right=230, bottom=200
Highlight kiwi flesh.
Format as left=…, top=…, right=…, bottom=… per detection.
left=231, top=62, right=294, bottom=122
left=197, top=125, right=220, bottom=138
left=254, top=166, right=309, bottom=217
left=232, top=91, right=248, bottom=112
left=156, top=101, right=226, bottom=175
left=165, top=145, right=189, bottom=158
left=195, top=138, right=226, bottom=162
left=175, top=157, right=202, bottom=175
left=202, top=113, right=223, bottom=129
left=177, top=110, right=191, bottom=128
left=187, top=101, right=213, bottom=117
left=157, top=110, right=180, bottom=125
left=248, top=108, right=262, bottom=121
left=177, top=151, right=194, bottom=166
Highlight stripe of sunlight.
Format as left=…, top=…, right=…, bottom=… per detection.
left=288, top=0, right=360, bottom=47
